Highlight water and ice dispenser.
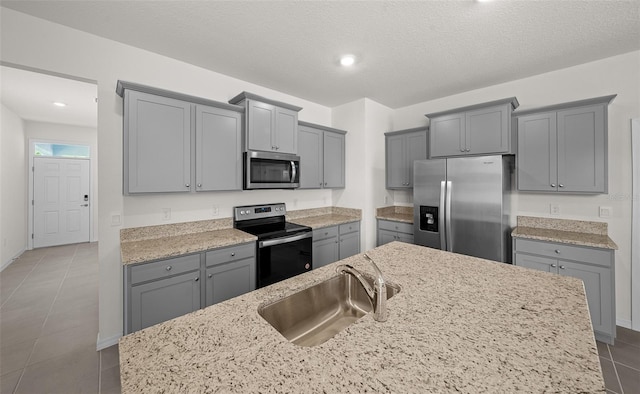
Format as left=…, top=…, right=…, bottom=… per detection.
left=419, top=206, right=439, bottom=233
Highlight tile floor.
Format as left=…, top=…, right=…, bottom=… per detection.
left=0, top=243, right=120, bottom=394
left=1, top=243, right=639, bottom=393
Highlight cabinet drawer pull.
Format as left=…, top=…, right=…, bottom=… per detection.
left=551, top=264, right=557, bottom=268
left=558, top=184, right=564, bottom=188
left=465, top=148, right=470, bottom=152
left=197, top=183, right=202, bottom=188
left=555, top=249, right=560, bottom=254
left=551, top=183, right=556, bottom=188
left=194, top=277, right=199, bottom=282
left=231, top=252, right=235, bottom=257
left=559, top=265, right=565, bottom=270
left=166, top=265, right=172, bottom=271
left=208, top=273, right=213, bottom=279
left=324, top=182, right=328, bottom=186
left=185, top=183, right=190, bottom=188
left=324, top=232, right=329, bottom=235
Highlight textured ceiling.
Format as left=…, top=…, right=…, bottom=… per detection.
left=2, top=0, right=639, bottom=109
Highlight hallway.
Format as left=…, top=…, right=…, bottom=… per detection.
left=0, top=243, right=120, bottom=393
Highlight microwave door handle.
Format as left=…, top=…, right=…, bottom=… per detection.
left=290, top=161, right=297, bottom=183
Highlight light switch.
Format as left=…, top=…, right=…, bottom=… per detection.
left=110, top=212, right=121, bottom=227
left=599, top=206, right=612, bottom=218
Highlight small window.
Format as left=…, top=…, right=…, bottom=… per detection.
left=34, top=143, right=90, bottom=158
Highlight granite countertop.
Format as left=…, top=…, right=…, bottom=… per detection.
left=512, top=216, right=618, bottom=250
left=120, top=207, right=362, bottom=265
left=119, top=242, right=603, bottom=393
left=376, top=206, right=413, bottom=224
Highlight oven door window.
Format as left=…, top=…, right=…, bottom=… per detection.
left=249, top=158, right=298, bottom=184
left=258, top=237, right=312, bottom=288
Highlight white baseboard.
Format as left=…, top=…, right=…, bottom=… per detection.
left=1, top=248, right=25, bottom=272
left=616, top=318, right=633, bottom=330
left=96, top=332, right=122, bottom=351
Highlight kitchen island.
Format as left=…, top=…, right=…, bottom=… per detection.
left=119, top=242, right=604, bottom=393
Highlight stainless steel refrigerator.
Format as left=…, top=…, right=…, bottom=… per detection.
left=413, top=155, right=514, bottom=263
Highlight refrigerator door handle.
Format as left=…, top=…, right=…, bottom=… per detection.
left=439, top=181, right=447, bottom=250
left=445, top=180, right=453, bottom=252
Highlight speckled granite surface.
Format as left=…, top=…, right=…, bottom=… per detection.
left=376, top=206, right=413, bottom=223
left=119, top=242, right=603, bottom=393
left=120, top=218, right=233, bottom=242
left=512, top=216, right=617, bottom=250
left=287, top=207, right=361, bottom=229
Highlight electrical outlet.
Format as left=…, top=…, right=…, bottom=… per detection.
left=2, top=238, right=7, bottom=247
left=212, top=205, right=219, bottom=216
left=550, top=204, right=560, bottom=215
left=384, top=196, right=389, bottom=204
left=599, top=206, right=612, bottom=218
left=110, top=212, right=122, bottom=227
left=162, top=208, right=171, bottom=221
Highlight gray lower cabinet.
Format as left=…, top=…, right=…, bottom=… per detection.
left=124, top=90, right=192, bottom=194
left=126, top=253, right=201, bottom=333
left=205, top=243, right=256, bottom=306
left=377, top=219, right=414, bottom=246
left=513, top=238, right=615, bottom=344
left=195, top=104, right=243, bottom=191
left=515, top=95, right=615, bottom=194
left=426, top=98, right=519, bottom=158
left=385, top=128, right=428, bottom=189
left=124, top=242, right=256, bottom=334
left=298, top=122, right=346, bottom=189
left=312, top=221, right=360, bottom=268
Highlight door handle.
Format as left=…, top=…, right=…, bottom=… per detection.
left=439, top=181, right=446, bottom=251
left=445, top=180, right=452, bottom=252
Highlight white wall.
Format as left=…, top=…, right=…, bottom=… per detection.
left=1, top=8, right=333, bottom=348
left=0, top=103, right=27, bottom=269
left=24, top=121, right=99, bottom=242
left=392, top=51, right=640, bottom=325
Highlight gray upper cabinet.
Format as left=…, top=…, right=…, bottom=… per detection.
left=124, top=90, right=192, bottom=194
left=385, top=128, right=428, bottom=189
left=298, top=122, right=346, bottom=189
left=195, top=105, right=243, bottom=191
left=229, top=92, right=302, bottom=155
left=426, top=97, right=519, bottom=158
left=515, top=95, right=615, bottom=194
left=117, top=81, right=245, bottom=195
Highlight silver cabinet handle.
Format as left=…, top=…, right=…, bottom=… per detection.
left=194, top=277, right=199, bottom=282
left=208, top=273, right=213, bottom=279
left=80, top=204, right=89, bottom=207
left=466, top=148, right=470, bottom=152
left=551, top=264, right=557, bottom=268
left=555, top=250, right=560, bottom=254
left=551, top=184, right=556, bottom=187
left=324, top=232, right=329, bottom=235
left=185, top=183, right=190, bottom=188
left=166, top=266, right=172, bottom=271
left=559, top=184, right=564, bottom=188
left=559, top=265, right=565, bottom=270
left=324, top=182, right=327, bottom=186
left=231, top=252, right=235, bottom=257
left=460, top=148, right=465, bottom=152
left=320, top=182, right=323, bottom=186
left=197, top=183, right=202, bottom=188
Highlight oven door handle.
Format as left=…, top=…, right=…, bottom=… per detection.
left=259, top=232, right=312, bottom=248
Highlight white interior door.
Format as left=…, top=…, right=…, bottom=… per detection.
left=33, top=157, right=90, bottom=248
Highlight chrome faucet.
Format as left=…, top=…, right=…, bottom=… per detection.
left=336, top=254, right=388, bottom=322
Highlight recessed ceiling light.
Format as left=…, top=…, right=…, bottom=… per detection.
left=52, top=102, right=67, bottom=107
left=340, top=55, right=356, bottom=67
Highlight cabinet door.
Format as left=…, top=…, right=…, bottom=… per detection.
left=274, top=107, right=298, bottom=154
left=557, top=104, right=606, bottom=193
left=514, top=253, right=558, bottom=273
left=323, top=131, right=345, bottom=188
left=517, top=112, right=558, bottom=192
left=560, top=260, right=612, bottom=338
left=131, top=271, right=201, bottom=332
left=386, top=134, right=406, bottom=188
left=205, top=258, right=255, bottom=307
left=298, top=126, right=323, bottom=189
left=313, top=236, right=339, bottom=269
left=339, top=231, right=360, bottom=260
left=396, top=233, right=414, bottom=244
left=247, top=100, right=275, bottom=152
left=377, top=229, right=398, bottom=246
left=125, top=90, right=191, bottom=193
left=466, top=104, right=510, bottom=155
left=405, top=131, right=428, bottom=187
left=195, top=105, right=242, bottom=191
left=429, top=113, right=465, bottom=158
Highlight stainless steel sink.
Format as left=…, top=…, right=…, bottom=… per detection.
left=258, top=273, right=400, bottom=347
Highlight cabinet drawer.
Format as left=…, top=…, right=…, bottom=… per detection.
left=130, top=253, right=201, bottom=285
left=514, top=238, right=612, bottom=267
left=206, top=243, right=255, bottom=267
left=378, top=219, right=413, bottom=235
left=313, top=226, right=339, bottom=241
left=339, top=222, right=359, bottom=235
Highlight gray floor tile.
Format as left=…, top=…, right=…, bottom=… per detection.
left=0, top=369, right=23, bottom=394
left=0, top=314, right=47, bottom=344
left=16, top=345, right=99, bottom=394
left=609, top=338, right=640, bottom=371
left=100, top=345, right=119, bottom=371
left=600, top=356, right=622, bottom=394
left=41, top=306, right=99, bottom=336
left=0, top=338, right=36, bottom=376
left=597, top=341, right=610, bottom=360
left=616, top=362, right=640, bottom=394
left=29, top=324, right=97, bottom=365
left=617, top=326, right=640, bottom=348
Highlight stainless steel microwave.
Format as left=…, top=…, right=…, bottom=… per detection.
left=244, top=151, right=300, bottom=190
